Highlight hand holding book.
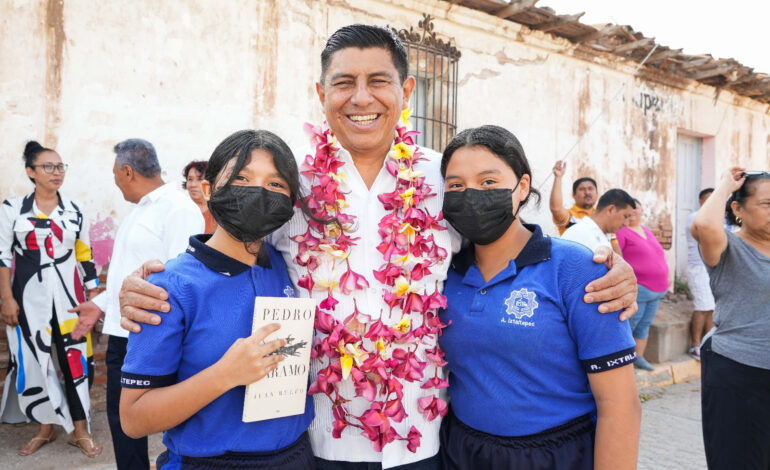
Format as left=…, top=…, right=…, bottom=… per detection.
left=216, top=323, right=287, bottom=389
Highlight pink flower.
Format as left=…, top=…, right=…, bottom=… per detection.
left=421, top=375, right=449, bottom=389
left=417, top=395, right=448, bottom=421
left=382, top=378, right=404, bottom=400
left=297, top=273, right=315, bottom=292
left=361, top=354, right=391, bottom=380
left=353, top=374, right=378, bottom=402
left=314, top=309, right=337, bottom=334
left=339, top=268, right=370, bottom=295
left=332, top=406, right=349, bottom=439
left=372, top=264, right=402, bottom=287
left=364, top=319, right=396, bottom=342
left=424, top=289, right=448, bottom=310
left=404, top=426, right=422, bottom=453
left=377, top=191, right=402, bottom=211
left=309, top=362, right=343, bottom=397
left=384, top=398, right=407, bottom=422
left=424, top=346, right=448, bottom=367
left=320, top=294, right=339, bottom=311
left=391, top=348, right=427, bottom=382
left=410, top=260, right=433, bottom=281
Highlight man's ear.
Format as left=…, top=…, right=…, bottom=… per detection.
left=401, top=76, right=416, bottom=109
left=201, top=180, right=212, bottom=202
left=124, top=164, right=134, bottom=181
left=316, top=82, right=326, bottom=107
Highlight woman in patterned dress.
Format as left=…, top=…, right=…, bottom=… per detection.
left=0, top=141, right=102, bottom=457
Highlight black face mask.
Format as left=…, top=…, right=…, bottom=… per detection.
left=208, top=185, right=294, bottom=243
left=442, top=184, right=521, bottom=245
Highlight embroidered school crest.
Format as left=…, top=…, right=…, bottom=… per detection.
left=505, top=288, right=539, bottom=319
left=283, top=285, right=295, bottom=297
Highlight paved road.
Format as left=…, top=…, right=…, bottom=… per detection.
left=639, top=379, right=707, bottom=470
left=0, top=407, right=164, bottom=470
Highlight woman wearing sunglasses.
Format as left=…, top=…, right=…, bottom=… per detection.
left=0, top=141, right=102, bottom=457
left=691, top=168, right=770, bottom=470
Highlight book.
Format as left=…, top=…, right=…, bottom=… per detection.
left=242, top=296, right=317, bottom=422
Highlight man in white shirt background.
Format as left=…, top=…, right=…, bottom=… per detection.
left=562, top=189, right=636, bottom=252
left=69, top=139, right=203, bottom=470
left=684, top=187, right=715, bottom=360
left=116, top=25, right=639, bottom=470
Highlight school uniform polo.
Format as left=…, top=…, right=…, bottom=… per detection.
left=121, top=235, right=313, bottom=458
left=439, top=224, right=635, bottom=437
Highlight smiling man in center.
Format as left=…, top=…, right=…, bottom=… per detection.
left=118, top=24, right=638, bottom=470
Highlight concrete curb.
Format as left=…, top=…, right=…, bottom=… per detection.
left=635, top=356, right=701, bottom=389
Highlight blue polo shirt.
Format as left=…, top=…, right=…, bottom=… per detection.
left=439, top=224, right=635, bottom=437
left=121, top=235, right=313, bottom=457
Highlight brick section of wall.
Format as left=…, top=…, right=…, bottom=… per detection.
left=652, top=215, right=674, bottom=250
left=0, top=270, right=109, bottom=401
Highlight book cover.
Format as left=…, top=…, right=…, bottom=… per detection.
left=242, top=296, right=317, bottom=422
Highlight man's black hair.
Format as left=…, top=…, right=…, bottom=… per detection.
left=320, top=24, right=408, bottom=83
left=596, top=188, right=636, bottom=211
left=572, top=177, right=597, bottom=195
left=698, top=188, right=714, bottom=200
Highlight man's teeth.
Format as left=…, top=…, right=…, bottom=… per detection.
left=349, top=114, right=378, bottom=124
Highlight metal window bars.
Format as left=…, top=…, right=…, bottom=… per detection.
left=390, top=15, right=461, bottom=152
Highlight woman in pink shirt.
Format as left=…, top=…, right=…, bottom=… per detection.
left=617, top=199, right=670, bottom=370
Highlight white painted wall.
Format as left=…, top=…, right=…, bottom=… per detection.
left=1, top=0, right=768, bottom=275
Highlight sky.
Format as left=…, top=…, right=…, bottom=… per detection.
left=540, top=0, right=769, bottom=75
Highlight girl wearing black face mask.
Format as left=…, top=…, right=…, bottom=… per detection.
left=438, top=126, right=640, bottom=470
left=119, top=130, right=316, bottom=470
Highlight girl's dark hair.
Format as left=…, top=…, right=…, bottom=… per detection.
left=726, top=173, right=770, bottom=226
left=205, top=129, right=330, bottom=227
left=440, top=125, right=541, bottom=208
left=23, top=140, right=54, bottom=183
left=206, top=130, right=301, bottom=204
left=182, top=160, right=208, bottom=189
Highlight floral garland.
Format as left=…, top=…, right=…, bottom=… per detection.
left=293, top=110, right=450, bottom=452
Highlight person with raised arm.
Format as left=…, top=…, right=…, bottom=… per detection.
left=691, top=168, right=770, bottom=470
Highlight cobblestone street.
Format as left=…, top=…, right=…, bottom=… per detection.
left=639, top=379, right=706, bottom=470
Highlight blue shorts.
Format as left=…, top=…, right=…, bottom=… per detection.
left=157, top=432, right=315, bottom=470
left=440, top=408, right=594, bottom=470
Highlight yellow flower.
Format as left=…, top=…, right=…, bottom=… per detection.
left=319, top=244, right=348, bottom=259
left=395, top=315, right=411, bottom=333
left=324, top=224, right=342, bottom=238
left=397, top=167, right=423, bottom=181
left=313, top=275, right=339, bottom=292
left=390, top=142, right=413, bottom=160
left=337, top=198, right=349, bottom=209
left=399, top=222, right=418, bottom=244
left=328, top=171, right=346, bottom=183
left=374, top=337, right=388, bottom=359
left=400, top=108, right=412, bottom=126
left=340, top=355, right=353, bottom=380
left=395, top=252, right=422, bottom=265
left=338, top=341, right=367, bottom=379
left=393, top=276, right=424, bottom=297
left=400, top=187, right=416, bottom=207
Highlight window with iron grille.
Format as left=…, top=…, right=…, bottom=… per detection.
left=391, top=15, right=461, bottom=152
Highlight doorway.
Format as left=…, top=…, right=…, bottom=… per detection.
left=675, top=134, right=703, bottom=277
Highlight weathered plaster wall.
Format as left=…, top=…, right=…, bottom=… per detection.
left=1, top=0, right=768, bottom=276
